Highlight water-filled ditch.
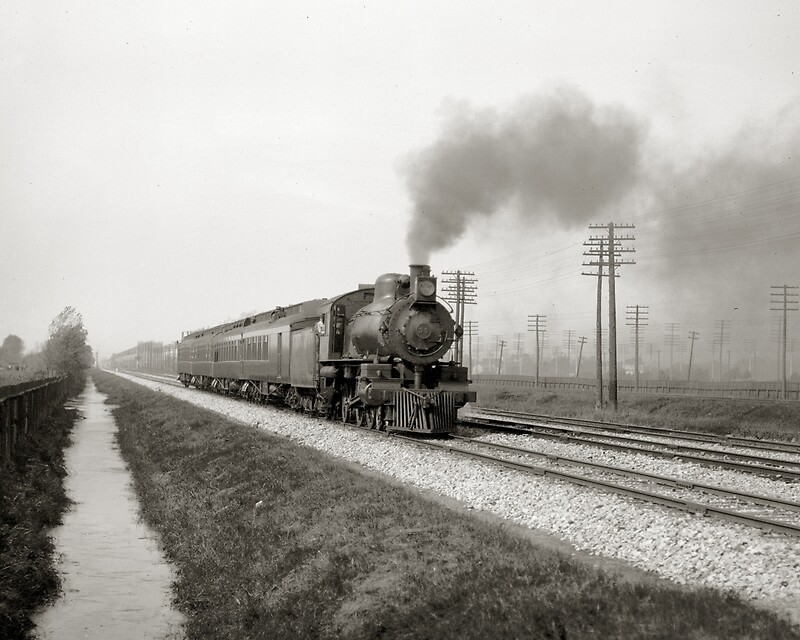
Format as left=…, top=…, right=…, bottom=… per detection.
left=33, top=380, right=184, bottom=639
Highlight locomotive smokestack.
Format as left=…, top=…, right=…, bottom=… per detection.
left=409, top=264, right=431, bottom=280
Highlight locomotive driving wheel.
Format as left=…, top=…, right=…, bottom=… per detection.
left=341, top=395, right=365, bottom=426
left=370, top=405, right=386, bottom=431
left=285, top=387, right=302, bottom=411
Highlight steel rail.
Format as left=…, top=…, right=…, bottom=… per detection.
left=391, top=434, right=800, bottom=537
left=451, top=434, right=800, bottom=514
left=119, top=371, right=183, bottom=387
left=479, top=407, right=800, bottom=455
left=462, top=414, right=800, bottom=470
left=459, top=416, right=800, bottom=481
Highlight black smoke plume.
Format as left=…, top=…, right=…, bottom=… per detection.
left=402, top=86, right=646, bottom=262
left=647, top=98, right=800, bottom=331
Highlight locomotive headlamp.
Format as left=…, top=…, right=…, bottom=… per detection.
left=418, top=279, right=436, bottom=297
left=413, top=275, right=437, bottom=304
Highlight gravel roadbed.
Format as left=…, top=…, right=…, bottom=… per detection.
left=116, top=374, right=800, bottom=624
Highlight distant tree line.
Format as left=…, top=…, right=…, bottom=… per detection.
left=1, top=306, right=92, bottom=385
left=0, top=334, right=24, bottom=368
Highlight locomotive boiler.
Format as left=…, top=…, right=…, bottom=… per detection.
left=177, top=265, right=475, bottom=434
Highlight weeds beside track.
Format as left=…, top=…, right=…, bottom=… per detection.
left=0, top=397, right=77, bottom=639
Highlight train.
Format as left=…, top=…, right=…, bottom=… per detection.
left=176, top=264, right=475, bottom=434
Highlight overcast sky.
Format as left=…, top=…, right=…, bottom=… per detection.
left=2, top=1, right=799, bottom=366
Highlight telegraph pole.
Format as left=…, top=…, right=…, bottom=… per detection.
left=744, top=338, right=757, bottom=380
left=497, top=339, right=507, bottom=375
left=514, top=332, right=525, bottom=374
left=464, top=320, right=479, bottom=372
left=687, top=331, right=700, bottom=383
left=664, top=322, right=680, bottom=381
left=771, top=284, right=799, bottom=398
left=441, top=270, right=478, bottom=364
left=712, top=321, right=730, bottom=382
left=583, top=238, right=605, bottom=408
left=586, top=223, right=636, bottom=410
left=576, top=336, right=587, bottom=378
left=527, top=315, right=547, bottom=385
left=626, top=305, right=648, bottom=390
left=562, top=330, right=576, bottom=374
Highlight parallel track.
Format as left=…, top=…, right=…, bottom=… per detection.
left=459, top=415, right=800, bottom=481
left=478, top=407, right=800, bottom=455
left=393, top=433, right=800, bottom=537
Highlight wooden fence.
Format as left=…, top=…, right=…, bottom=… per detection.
left=472, top=375, right=800, bottom=401
left=1, top=376, right=70, bottom=466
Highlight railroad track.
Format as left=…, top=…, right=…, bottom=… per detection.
left=392, top=433, right=800, bottom=537
left=118, top=371, right=183, bottom=387
left=116, top=372, right=800, bottom=535
left=477, top=407, right=800, bottom=455
left=460, top=413, right=800, bottom=481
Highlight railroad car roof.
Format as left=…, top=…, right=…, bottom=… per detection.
left=180, top=284, right=377, bottom=343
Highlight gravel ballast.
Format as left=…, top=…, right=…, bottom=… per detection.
left=115, top=373, right=800, bottom=624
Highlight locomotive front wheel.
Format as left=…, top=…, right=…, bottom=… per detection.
left=353, top=407, right=367, bottom=427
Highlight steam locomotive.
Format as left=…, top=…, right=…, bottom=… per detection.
left=177, top=265, right=475, bottom=433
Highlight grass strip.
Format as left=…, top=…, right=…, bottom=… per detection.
left=475, top=386, right=800, bottom=442
left=0, top=397, right=77, bottom=639
left=94, top=370, right=800, bottom=640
